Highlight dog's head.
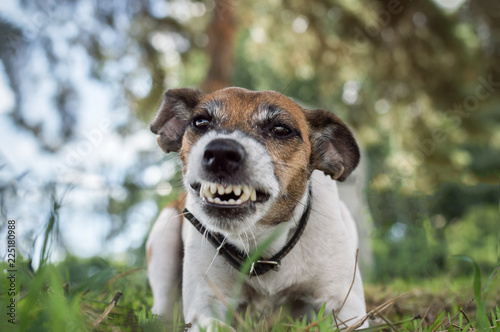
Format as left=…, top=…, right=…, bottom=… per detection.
left=151, top=87, right=359, bottom=234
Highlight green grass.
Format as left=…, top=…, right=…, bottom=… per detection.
left=1, top=254, right=499, bottom=331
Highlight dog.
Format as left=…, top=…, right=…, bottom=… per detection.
left=146, top=87, right=368, bottom=330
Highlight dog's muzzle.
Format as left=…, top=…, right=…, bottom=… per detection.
left=196, top=138, right=265, bottom=208
left=187, top=133, right=274, bottom=221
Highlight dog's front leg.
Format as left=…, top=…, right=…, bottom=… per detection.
left=182, top=234, right=240, bottom=331
left=318, top=284, right=369, bottom=330
left=182, top=267, right=239, bottom=331
left=146, top=208, right=183, bottom=319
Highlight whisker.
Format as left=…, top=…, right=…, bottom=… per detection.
left=202, top=237, right=227, bottom=280
left=202, top=227, right=210, bottom=250
left=250, top=229, right=258, bottom=250
left=238, top=234, right=250, bottom=257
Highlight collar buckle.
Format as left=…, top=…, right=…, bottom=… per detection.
left=249, top=259, right=281, bottom=275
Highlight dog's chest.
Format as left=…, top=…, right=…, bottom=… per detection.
left=242, top=278, right=309, bottom=311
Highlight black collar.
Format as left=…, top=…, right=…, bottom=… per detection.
left=183, top=186, right=312, bottom=277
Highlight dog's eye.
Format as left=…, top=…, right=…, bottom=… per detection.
left=192, top=116, right=211, bottom=131
left=271, top=125, right=293, bottom=138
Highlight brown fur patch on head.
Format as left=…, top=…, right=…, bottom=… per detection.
left=178, top=88, right=313, bottom=225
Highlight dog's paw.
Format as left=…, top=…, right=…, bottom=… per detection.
left=195, top=317, right=235, bottom=332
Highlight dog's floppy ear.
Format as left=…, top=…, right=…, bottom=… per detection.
left=305, top=109, right=360, bottom=182
left=150, top=88, right=204, bottom=153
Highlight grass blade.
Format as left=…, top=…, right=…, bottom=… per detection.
left=454, top=255, right=490, bottom=329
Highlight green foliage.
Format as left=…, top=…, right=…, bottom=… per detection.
left=446, top=206, right=500, bottom=273
left=1, top=258, right=88, bottom=332
left=370, top=196, right=499, bottom=281
left=0, top=254, right=158, bottom=331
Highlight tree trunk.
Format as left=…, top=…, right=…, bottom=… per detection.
left=202, top=0, right=236, bottom=93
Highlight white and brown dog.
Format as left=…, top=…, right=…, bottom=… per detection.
left=146, top=87, right=368, bottom=330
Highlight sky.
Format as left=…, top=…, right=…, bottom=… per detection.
left=0, top=0, right=175, bottom=267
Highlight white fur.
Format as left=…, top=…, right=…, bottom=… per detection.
left=146, top=208, right=183, bottom=319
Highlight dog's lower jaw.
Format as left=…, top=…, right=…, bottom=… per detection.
left=182, top=169, right=283, bottom=233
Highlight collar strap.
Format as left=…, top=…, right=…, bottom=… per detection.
left=183, top=185, right=312, bottom=277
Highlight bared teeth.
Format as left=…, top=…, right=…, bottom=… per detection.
left=240, top=186, right=251, bottom=202
left=233, top=186, right=241, bottom=196
left=217, top=185, right=225, bottom=195
left=198, top=181, right=258, bottom=206
left=210, top=183, right=217, bottom=195
left=250, top=189, right=256, bottom=201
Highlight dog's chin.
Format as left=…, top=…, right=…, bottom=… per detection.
left=187, top=182, right=272, bottom=234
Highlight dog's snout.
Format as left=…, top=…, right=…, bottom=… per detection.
left=203, top=138, right=246, bottom=175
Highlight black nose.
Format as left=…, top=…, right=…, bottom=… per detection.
left=203, top=138, right=246, bottom=175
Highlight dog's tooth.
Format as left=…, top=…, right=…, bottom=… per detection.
left=225, top=185, right=232, bottom=194
left=240, top=186, right=251, bottom=201
left=210, top=183, right=217, bottom=194
left=214, top=197, right=221, bottom=204
left=236, top=199, right=242, bottom=204
left=217, top=185, right=225, bottom=195
left=207, top=196, right=214, bottom=202
left=206, top=183, right=216, bottom=198
left=233, top=185, right=241, bottom=196
left=200, top=183, right=208, bottom=198
left=228, top=199, right=235, bottom=205
left=243, top=185, right=251, bottom=195
left=250, top=188, right=257, bottom=201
